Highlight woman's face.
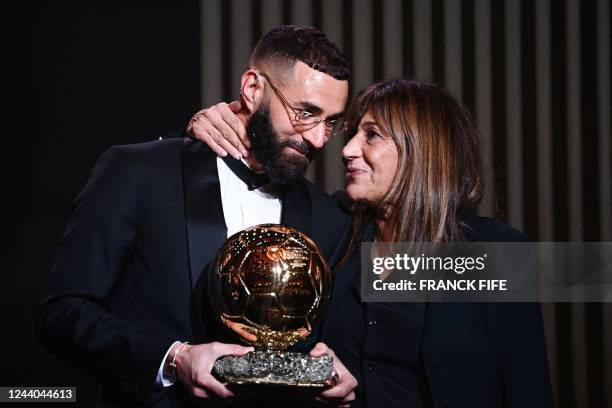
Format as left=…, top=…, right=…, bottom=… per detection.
left=342, top=111, right=399, bottom=204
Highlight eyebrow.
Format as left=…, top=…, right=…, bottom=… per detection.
left=295, top=101, right=345, bottom=120
left=295, top=101, right=323, bottom=114
left=360, top=120, right=380, bottom=129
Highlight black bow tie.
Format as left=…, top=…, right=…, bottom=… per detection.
left=221, top=156, right=271, bottom=190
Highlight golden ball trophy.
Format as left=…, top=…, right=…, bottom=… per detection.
left=208, top=224, right=335, bottom=388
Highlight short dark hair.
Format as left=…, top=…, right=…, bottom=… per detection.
left=249, top=25, right=350, bottom=81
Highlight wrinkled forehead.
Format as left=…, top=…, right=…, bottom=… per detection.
left=276, top=61, right=349, bottom=115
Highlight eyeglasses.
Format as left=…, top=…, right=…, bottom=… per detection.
left=258, top=72, right=347, bottom=136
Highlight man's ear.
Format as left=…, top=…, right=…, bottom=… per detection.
left=240, top=69, right=264, bottom=114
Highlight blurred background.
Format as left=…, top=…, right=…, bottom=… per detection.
left=5, top=0, right=610, bottom=407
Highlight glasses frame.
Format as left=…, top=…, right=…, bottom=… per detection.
left=257, top=71, right=347, bottom=136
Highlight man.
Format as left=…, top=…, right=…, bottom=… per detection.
left=37, top=25, right=356, bottom=407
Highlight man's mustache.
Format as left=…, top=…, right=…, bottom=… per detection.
left=279, top=139, right=319, bottom=161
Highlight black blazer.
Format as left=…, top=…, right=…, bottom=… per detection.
left=321, top=215, right=554, bottom=408
left=36, top=137, right=351, bottom=407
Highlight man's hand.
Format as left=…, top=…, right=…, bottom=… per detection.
left=310, top=342, right=357, bottom=407
left=186, top=101, right=250, bottom=160
left=173, top=342, right=253, bottom=399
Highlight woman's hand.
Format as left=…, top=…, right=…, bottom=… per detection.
left=186, top=101, right=250, bottom=160
left=310, top=342, right=358, bottom=407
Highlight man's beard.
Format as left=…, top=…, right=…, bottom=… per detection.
left=247, top=105, right=319, bottom=185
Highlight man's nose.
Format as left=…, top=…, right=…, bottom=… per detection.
left=302, top=122, right=328, bottom=149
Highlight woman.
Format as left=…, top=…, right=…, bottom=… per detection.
left=320, top=79, right=553, bottom=408
left=189, top=79, right=553, bottom=407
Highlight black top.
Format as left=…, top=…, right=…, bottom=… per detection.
left=321, top=214, right=554, bottom=408
left=328, top=273, right=431, bottom=408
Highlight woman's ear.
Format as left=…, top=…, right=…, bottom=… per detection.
left=240, top=69, right=264, bottom=114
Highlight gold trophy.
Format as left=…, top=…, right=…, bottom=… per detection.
left=208, top=224, right=335, bottom=387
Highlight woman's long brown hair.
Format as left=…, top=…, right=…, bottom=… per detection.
left=340, top=79, right=484, bottom=264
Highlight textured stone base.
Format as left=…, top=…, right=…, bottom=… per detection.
left=213, top=350, right=335, bottom=387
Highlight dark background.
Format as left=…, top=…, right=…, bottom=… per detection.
left=6, top=1, right=200, bottom=406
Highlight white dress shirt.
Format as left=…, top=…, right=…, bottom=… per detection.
left=156, top=156, right=282, bottom=387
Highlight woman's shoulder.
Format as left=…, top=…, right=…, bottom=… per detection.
left=459, top=213, right=529, bottom=242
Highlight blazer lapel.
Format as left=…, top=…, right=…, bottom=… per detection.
left=322, top=224, right=373, bottom=336
left=422, top=214, right=479, bottom=338
left=423, top=303, right=451, bottom=339
left=280, top=179, right=312, bottom=237
left=181, top=138, right=228, bottom=290
left=324, top=255, right=359, bottom=323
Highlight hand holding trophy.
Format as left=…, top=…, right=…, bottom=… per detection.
left=208, top=224, right=336, bottom=388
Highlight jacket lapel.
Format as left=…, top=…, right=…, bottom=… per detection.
left=280, top=179, right=312, bottom=237
left=321, top=224, right=372, bottom=335
left=181, top=138, right=228, bottom=290
left=324, top=255, right=359, bottom=323
left=422, top=214, right=481, bottom=338
left=423, top=303, right=451, bottom=339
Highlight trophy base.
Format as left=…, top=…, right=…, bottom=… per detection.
left=213, top=350, right=335, bottom=388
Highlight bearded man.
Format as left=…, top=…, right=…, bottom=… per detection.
left=36, top=25, right=356, bottom=407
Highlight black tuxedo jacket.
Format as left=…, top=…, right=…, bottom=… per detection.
left=321, top=215, right=554, bottom=408
left=36, top=137, right=351, bottom=407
